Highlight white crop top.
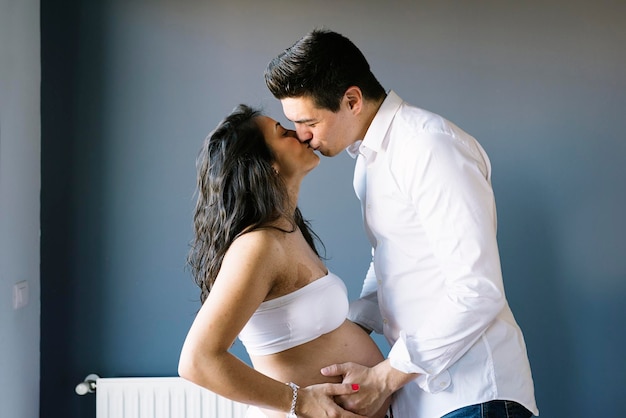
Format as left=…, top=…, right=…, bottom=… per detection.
left=239, top=272, right=349, bottom=356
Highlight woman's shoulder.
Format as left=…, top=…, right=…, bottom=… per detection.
left=215, top=228, right=288, bottom=294
left=235, top=225, right=287, bottom=245
left=226, top=227, right=288, bottom=265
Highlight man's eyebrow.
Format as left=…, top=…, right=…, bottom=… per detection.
left=292, top=118, right=316, bottom=124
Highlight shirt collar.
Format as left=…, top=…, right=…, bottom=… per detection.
left=346, top=91, right=404, bottom=159
left=346, top=140, right=362, bottom=158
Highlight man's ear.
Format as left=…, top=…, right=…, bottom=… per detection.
left=345, top=86, right=363, bottom=113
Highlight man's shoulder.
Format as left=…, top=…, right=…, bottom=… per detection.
left=394, top=102, right=451, bottom=135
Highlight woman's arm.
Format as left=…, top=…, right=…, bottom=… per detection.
left=178, top=231, right=295, bottom=411
left=178, top=231, right=363, bottom=417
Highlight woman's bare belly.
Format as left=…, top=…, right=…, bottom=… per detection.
left=249, top=320, right=391, bottom=418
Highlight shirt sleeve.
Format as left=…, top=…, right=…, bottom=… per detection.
left=347, top=250, right=384, bottom=334
left=387, top=131, right=506, bottom=393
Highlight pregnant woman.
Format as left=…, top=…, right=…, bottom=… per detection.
left=178, top=105, right=390, bottom=418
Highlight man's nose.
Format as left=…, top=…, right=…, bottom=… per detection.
left=295, top=126, right=312, bottom=142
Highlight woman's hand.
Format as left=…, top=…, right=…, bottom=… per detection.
left=298, top=382, right=367, bottom=418
left=321, top=362, right=390, bottom=417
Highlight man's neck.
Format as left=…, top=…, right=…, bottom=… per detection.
left=357, top=95, right=386, bottom=140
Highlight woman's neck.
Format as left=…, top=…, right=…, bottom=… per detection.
left=284, top=179, right=302, bottom=212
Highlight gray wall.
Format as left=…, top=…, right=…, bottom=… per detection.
left=0, top=0, right=41, bottom=417
left=41, top=1, right=626, bottom=417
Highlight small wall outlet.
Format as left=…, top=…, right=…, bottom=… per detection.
left=13, top=281, right=29, bottom=310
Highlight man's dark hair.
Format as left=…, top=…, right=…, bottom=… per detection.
left=265, top=29, right=386, bottom=112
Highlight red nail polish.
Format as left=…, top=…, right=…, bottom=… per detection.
left=352, top=384, right=360, bottom=390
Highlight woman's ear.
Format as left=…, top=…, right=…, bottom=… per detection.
left=345, top=86, right=363, bottom=113
left=271, top=163, right=280, bottom=175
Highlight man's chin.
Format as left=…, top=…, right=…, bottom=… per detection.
left=319, top=148, right=338, bottom=157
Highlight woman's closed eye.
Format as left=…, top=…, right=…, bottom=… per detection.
left=282, top=128, right=297, bottom=138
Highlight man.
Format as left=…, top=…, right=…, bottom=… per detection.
left=265, top=29, right=538, bottom=418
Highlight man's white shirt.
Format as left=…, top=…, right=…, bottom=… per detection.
left=347, top=91, right=538, bottom=418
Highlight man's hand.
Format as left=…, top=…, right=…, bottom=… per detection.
left=320, top=362, right=391, bottom=417
left=297, top=382, right=367, bottom=418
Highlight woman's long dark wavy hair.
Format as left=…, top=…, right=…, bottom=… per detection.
left=188, top=104, right=322, bottom=303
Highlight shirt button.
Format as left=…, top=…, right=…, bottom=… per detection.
left=383, top=319, right=388, bottom=324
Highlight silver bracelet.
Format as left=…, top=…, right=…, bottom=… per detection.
left=285, top=382, right=299, bottom=418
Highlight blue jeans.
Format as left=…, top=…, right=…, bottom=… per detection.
left=441, top=400, right=532, bottom=418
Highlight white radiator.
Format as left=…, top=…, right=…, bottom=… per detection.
left=76, top=375, right=249, bottom=418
